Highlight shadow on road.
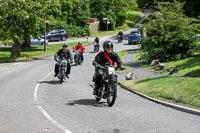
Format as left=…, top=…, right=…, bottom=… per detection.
left=39, top=80, right=60, bottom=85
left=66, top=99, right=108, bottom=108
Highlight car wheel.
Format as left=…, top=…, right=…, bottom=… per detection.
left=62, top=36, right=66, bottom=41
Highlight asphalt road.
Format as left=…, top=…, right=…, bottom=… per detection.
left=0, top=27, right=200, bottom=133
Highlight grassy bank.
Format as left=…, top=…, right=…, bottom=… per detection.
left=0, top=41, right=91, bottom=63
left=134, top=50, right=200, bottom=77
left=90, top=10, right=142, bottom=37
left=121, top=76, right=200, bottom=110
left=117, top=50, right=130, bottom=71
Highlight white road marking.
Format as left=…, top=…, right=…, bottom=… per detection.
left=34, top=71, right=73, bottom=133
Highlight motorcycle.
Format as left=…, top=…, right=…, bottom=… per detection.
left=57, top=59, right=69, bottom=84
left=74, top=50, right=82, bottom=66
left=94, top=62, right=118, bottom=107
left=118, top=35, right=123, bottom=43
left=94, top=42, right=99, bottom=53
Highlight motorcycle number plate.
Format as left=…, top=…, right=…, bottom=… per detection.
left=108, top=67, right=115, bottom=75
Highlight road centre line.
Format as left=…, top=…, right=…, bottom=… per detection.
left=34, top=71, right=72, bottom=133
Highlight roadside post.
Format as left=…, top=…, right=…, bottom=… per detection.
left=44, top=18, right=49, bottom=52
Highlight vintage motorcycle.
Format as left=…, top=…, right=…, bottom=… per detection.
left=118, top=35, right=123, bottom=43
left=57, top=59, right=69, bottom=84
left=94, top=42, right=99, bottom=53
left=74, top=50, right=82, bottom=66
left=94, top=62, right=118, bottom=107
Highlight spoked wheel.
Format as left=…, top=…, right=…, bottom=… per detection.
left=107, top=82, right=117, bottom=107
left=78, top=58, right=81, bottom=65
left=60, top=75, right=64, bottom=84
left=59, top=70, right=64, bottom=84
left=95, top=88, right=101, bottom=102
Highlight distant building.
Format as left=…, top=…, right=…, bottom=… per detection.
left=88, top=18, right=100, bottom=33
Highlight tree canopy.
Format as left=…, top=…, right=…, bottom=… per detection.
left=141, top=1, right=199, bottom=62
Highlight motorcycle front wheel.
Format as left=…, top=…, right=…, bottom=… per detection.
left=107, top=82, right=117, bottom=107
left=59, top=70, right=64, bottom=84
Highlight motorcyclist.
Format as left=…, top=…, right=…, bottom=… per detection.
left=94, top=36, right=100, bottom=45
left=94, top=36, right=100, bottom=51
left=118, top=30, right=124, bottom=41
left=73, top=41, right=85, bottom=62
left=92, top=41, right=125, bottom=95
left=54, top=43, right=73, bottom=78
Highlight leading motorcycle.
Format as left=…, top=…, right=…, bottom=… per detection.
left=94, top=62, right=118, bottom=107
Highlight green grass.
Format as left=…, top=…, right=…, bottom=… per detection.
left=121, top=76, right=200, bottom=110
left=117, top=50, right=131, bottom=72
left=134, top=50, right=200, bottom=77
left=90, top=10, right=142, bottom=37
left=0, top=41, right=91, bottom=63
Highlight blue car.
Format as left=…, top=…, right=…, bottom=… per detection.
left=128, top=29, right=141, bottom=45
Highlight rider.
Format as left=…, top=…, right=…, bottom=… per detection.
left=94, top=36, right=100, bottom=45
left=118, top=30, right=124, bottom=41
left=54, top=43, right=73, bottom=78
left=73, top=41, right=85, bottom=62
left=92, top=41, right=125, bottom=95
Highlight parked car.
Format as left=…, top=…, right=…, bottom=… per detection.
left=128, top=28, right=141, bottom=45
left=40, top=29, right=68, bottom=41
left=21, top=35, right=48, bottom=46
left=31, top=38, right=48, bottom=45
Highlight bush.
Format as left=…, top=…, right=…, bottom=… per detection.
left=142, top=1, right=199, bottom=62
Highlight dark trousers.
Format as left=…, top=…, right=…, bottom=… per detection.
left=81, top=53, right=84, bottom=61
left=54, top=63, right=71, bottom=76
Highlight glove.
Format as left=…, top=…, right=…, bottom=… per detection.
left=95, top=64, right=100, bottom=68
left=120, top=65, right=125, bottom=70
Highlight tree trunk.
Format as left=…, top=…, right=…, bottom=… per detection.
left=11, top=39, right=21, bottom=57
left=21, top=36, right=31, bottom=49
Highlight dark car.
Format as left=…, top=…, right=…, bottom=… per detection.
left=41, top=29, right=68, bottom=41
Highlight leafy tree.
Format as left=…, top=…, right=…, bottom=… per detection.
left=137, top=0, right=200, bottom=18
left=0, top=0, right=60, bottom=57
left=142, top=0, right=199, bottom=61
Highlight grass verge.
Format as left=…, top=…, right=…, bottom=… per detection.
left=134, top=50, right=200, bottom=77
left=121, top=76, right=200, bottom=110
left=117, top=50, right=131, bottom=72
left=0, top=41, right=91, bottom=63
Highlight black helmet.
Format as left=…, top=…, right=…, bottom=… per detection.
left=63, top=43, right=67, bottom=47
left=78, top=41, right=82, bottom=46
left=103, top=41, right=113, bottom=50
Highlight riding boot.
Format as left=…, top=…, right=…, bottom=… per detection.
left=93, top=84, right=99, bottom=95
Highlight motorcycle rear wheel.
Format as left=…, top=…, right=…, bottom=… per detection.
left=95, top=96, right=101, bottom=102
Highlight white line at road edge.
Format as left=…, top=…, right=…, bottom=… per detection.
left=34, top=71, right=72, bottom=133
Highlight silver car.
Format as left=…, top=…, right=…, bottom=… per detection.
left=31, top=38, right=48, bottom=45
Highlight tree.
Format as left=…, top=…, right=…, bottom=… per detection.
left=141, top=0, right=199, bottom=61
left=0, top=0, right=60, bottom=57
